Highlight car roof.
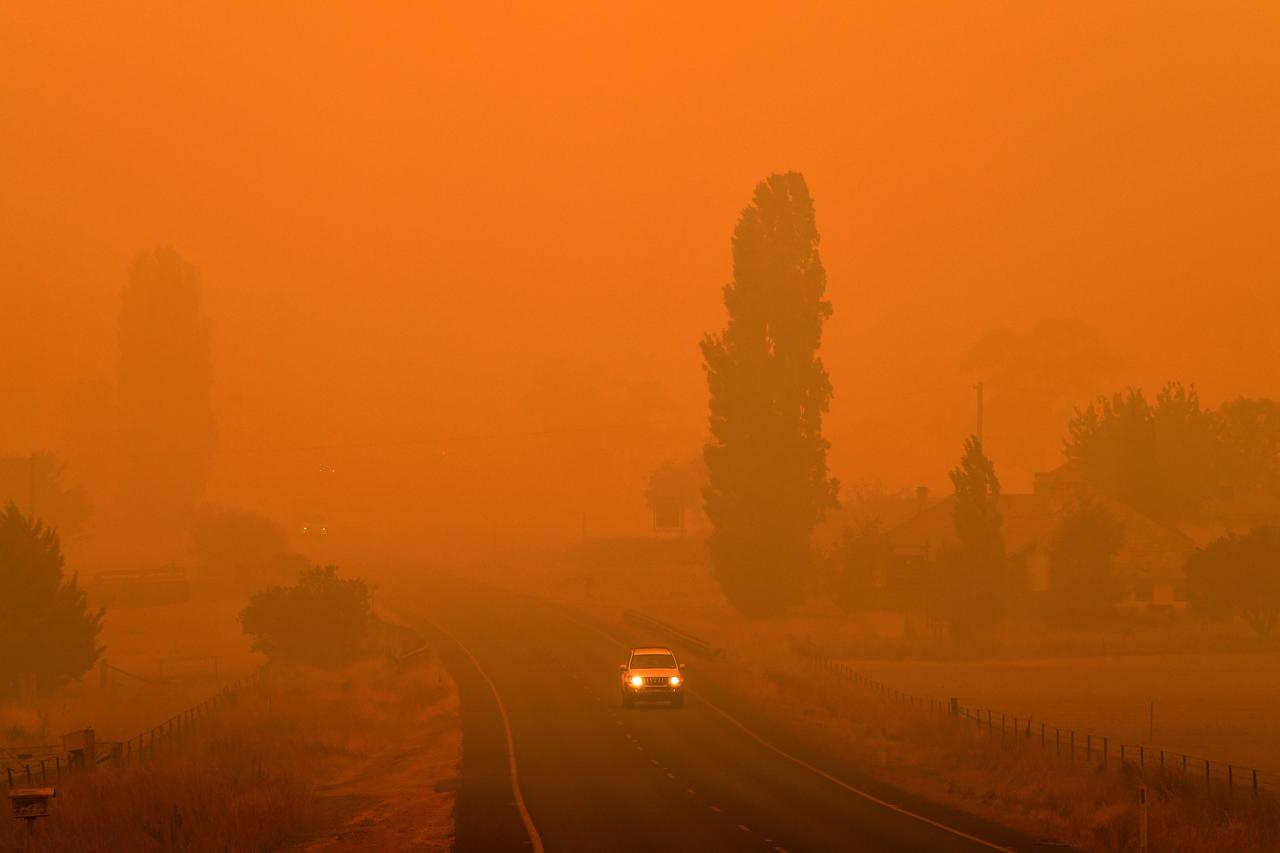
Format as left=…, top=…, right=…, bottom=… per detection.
left=630, top=647, right=674, bottom=655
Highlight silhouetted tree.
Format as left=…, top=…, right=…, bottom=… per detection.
left=192, top=505, right=308, bottom=591
left=1064, top=383, right=1218, bottom=517
left=1217, top=397, right=1280, bottom=498
left=1045, top=499, right=1124, bottom=621
left=0, top=453, right=91, bottom=538
left=934, top=436, right=1004, bottom=631
left=1186, top=527, right=1280, bottom=639
left=118, top=247, right=215, bottom=526
left=701, top=173, right=839, bottom=616
left=239, top=565, right=375, bottom=667
left=0, top=503, right=103, bottom=695
left=834, top=520, right=889, bottom=613
left=60, top=375, right=116, bottom=522
left=644, top=457, right=706, bottom=530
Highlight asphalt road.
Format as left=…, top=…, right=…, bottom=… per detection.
left=404, top=576, right=1050, bottom=853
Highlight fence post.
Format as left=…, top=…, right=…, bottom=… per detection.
left=1140, top=745, right=1145, bottom=771
left=1103, top=737, right=1108, bottom=768
left=1041, top=722, right=1045, bottom=749
left=1087, top=734, right=1092, bottom=763
left=1056, top=728, right=1060, bottom=756
left=6, top=768, right=11, bottom=789
left=1139, top=786, right=1148, bottom=853
left=1254, top=769, right=1259, bottom=799
left=25, top=764, right=31, bottom=785
left=1229, top=765, right=1233, bottom=795
left=1122, top=743, right=1125, bottom=764
left=1206, top=760, right=1211, bottom=794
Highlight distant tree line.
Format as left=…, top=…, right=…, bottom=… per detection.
left=1066, top=383, right=1280, bottom=518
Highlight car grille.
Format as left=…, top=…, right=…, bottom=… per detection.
left=643, top=676, right=670, bottom=686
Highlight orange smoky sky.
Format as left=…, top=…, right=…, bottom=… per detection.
left=2, top=3, right=1278, bottom=553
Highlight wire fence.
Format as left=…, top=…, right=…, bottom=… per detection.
left=800, top=654, right=1280, bottom=800
left=2, top=671, right=261, bottom=791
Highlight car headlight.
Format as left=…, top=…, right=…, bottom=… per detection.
left=669, top=675, right=681, bottom=686
left=630, top=675, right=643, bottom=687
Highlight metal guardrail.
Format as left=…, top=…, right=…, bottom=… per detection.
left=622, top=610, right=720, bottom=656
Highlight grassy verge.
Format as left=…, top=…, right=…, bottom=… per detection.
left=0, top=658, right=459, bottom=852
left=705, top=654, right=1280, bottom=851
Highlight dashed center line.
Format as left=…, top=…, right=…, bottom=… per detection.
left=737, top=824, right=751, bottom=833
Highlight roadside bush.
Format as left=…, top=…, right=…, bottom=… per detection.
left=239, top=566, right=376, bottom=667
left=192, top=504, right=309, bottom=591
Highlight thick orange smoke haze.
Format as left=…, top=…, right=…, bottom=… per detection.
left=2, top=3, right=1278, bottom=558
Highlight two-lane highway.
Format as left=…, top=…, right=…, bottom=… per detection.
left=402, top=576, right=1045, bottom=852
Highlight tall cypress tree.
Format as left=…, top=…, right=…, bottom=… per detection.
left=118, top=247, right=215, bottom=527
left=701, top=173, right=838, bottom=616
left=935, top=436, right=1005, bottom=631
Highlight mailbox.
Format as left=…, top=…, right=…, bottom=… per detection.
left=9, top=787, right=55, bottom=819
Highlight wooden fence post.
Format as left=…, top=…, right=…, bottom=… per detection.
left=1139, top=786, right=1148, bottom=853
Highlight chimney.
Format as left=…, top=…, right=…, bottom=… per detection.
left=916, top=486, right=929, bottom=514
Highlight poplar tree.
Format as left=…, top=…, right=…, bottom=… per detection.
left=118, top=247, right=215, bottom=526
left=701, top=173, right=838, bottom=616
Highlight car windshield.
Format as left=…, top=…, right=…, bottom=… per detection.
left=631, top=653, right=677, bottom=669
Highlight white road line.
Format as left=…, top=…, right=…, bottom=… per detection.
left=737, top=824, right=751, bottom=832
left=424, top=618, right=544, bottom=853
left=559, top=610, right=1017, bottom=853
left=686, top=788, right=697, bottom=796
left=709, top=805, right=721, bottom=813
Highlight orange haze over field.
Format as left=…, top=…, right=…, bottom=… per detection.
left=3, top=3, right=1279, bottom=561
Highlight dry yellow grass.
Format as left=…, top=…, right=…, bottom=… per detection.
left=2, top=595, right=260, bottom=747
left=0, top=658, right=459, bottom=852
left=707, top=655, right=1280, bottom=852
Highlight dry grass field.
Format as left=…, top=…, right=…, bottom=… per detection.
left=0, top=659, right=459, bottom=852
left=2, top=595, right=260, bottom=747
left=0, top=590, right=459, bottom=852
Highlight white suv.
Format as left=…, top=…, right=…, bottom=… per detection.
left=619, top=646, right=685, bottom=708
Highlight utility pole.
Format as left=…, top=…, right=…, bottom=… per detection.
left=975, top=382, right=984, bottom=447
left=28, top=451, right=37, bottom=518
